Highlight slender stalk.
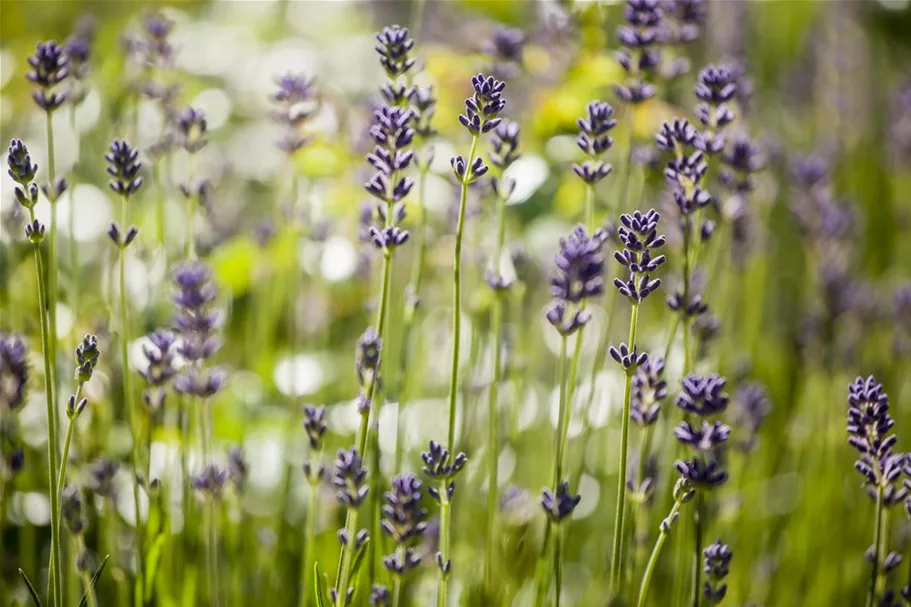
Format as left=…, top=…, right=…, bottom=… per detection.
left=43, top=110, right=63, bottom=607
left=55, top=385, right=83, bottom=536
left=185, top=155, right=197, bottom=260
left=447, top=133, right=479, bottom=450
left=554, top=523, right=564, bottom=607
left=34, top=237, right=61, bottom=607
left=692, top=492, right=703, bottom=607
left=118, top=195, right=145, bottom=604
left=551, top=337, right=570, bottom=488
left=637, top=494, right=686, bottom=607
left=437, top=489, right=451, bottom=607
left=68, top=105, right=80, bottom=319
left=681, top=215, right=692, bottom=373
left=867, top=483, right=884, bottom=607
left=155, top=160, right=166, bottom=247
left=394, top=165, right=429, bottom=472
left=392, top=574, right=402, bottom=607
left=76, top=536, right=98, bottom=607
left=208, top=501, right=221, bottom=606
left=610, top=302, right=640, bottom=592
left=300, top=480, right=319, bottom=607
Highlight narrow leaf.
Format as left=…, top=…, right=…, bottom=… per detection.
left=144, top=533, right=168, bottom=600
left=314, top=563, right=327, bottom=607
left=18, top=568, right=43, bottom=607
left=78, top=555, right=110, bottom=607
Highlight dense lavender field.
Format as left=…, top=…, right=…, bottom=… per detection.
left=2, top=1, right=911, bottom=606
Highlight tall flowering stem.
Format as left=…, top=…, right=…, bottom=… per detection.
left=609, top=210, right=665, bottom=591
left=483, top=119, right=520, bottom=590
left=105, top=139, right=146, bottom=604
left=176, top=107, right=208, bottom=260
left=846, top=376, right=903, bottom=607
left=300, top=406, right=328, bottom=607
left=637, top=477, right=695, bottom=607
left=8, top=137, right=62, bottom=607
left=394, top=84, right=436, bottom=473
left=431, top=72, right=505, bottom=607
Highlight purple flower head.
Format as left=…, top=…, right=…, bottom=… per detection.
left=227, top=446, right=248, bottom=492
left=577, top=101, right=616, bottom=157
left=176, top=107, right=208, bottom=153
left=676, top=373, right=729, bottom=416
left=551, top=225, right=606, bottom=304
left=720, top=136, right=764, bottom=194
left=7, top=139, right=39, bottom=187
left=485, top=26, right=525, bottom=64
left=365, top=105, right=415, bottom=206
left=381, top=474, right=428, bottom=574
left=0, top=332, right=29, bottom=412
left=614, top=0, right=662, bottom=104
left=675, top=420, right=731, bottom=451
left=89, top=458, right=120, bottom=499
left=61, top=485, right=86, bottom=535
left=674, top=458, right=727, bottom=489
left=613, top=210, right=666, bottom=303
left=661, top=0, right=706, bottom=45
left=610, top=343, right=648, bottom=373
left=26, top=41, right=69, bottom=112
left=694, top=64, right=737, bottom=128
left=333, top=447, right=368, bottom=508
left=106, top=139, right=144, bottom=198
left=370, top=586, right=391, bottom=607
left=489, top=119, right=521, bottom=170
left=73, top=334, right=100, bottom=383
left=631, top=356, right=666, bottom=426
left=703, top=539, right=732, bottom=603
left=355, top=327, right=382, bottom=389
left=64, top=15, right=96, bottom=85
left=733, top=382, right=771, bottom=451
left=192, top=463, right=228, bottom=499
left=421, top=441, right=467, bottom=503
left=271, top=72, right=316, bottom=152
left=847, top=377, right=900, bottom=499
left=458, top=73, right=506, bottom=136
left=139, top=330, right=177, bottom=388
left=408, top=85, right=437, bottom=140
left=171, top=262, right=221, bottom=363
left=540, top=481, right=581, bottom=523
left=303, top=405, right=328, bottom=451
left=375, top=25, right=415, bottom=78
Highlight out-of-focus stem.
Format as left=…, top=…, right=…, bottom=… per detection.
left=637, top=492, right=686, bottom=607
left=610, top=302, right=640, bottom=592
left=299, top=475, right=319, bottom=607
left=867, top=482, right=884, bottom=607
left=68, top=105, right=80, bottom=320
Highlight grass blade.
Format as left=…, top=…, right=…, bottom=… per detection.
left=18, top=568, right=43, bottom=607
left=314, top=563, right=326, bottom=607
left=78, top=554, right=110, bottom=607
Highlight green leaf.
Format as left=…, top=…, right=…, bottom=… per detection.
left=78, top=555, right=110, bottom=607
left=144, top=533, right=168, bottom=601
left=349, top=539, right=370, bottom=580
left=17, top=568, right=42, bottom=607
left=314, top=563, right=327, bottom=607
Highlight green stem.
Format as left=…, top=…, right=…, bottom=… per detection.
left=637, top=495, right=685, bottom=607
left=867, top=483, right=884, bottom=607
left=448, top=133, right=479, bottom=451
left=185, top=155, right=197, bottom=260
left=392, top=574, right=402, bottom=607
left=43, top=110, right=62, bottom=607
left=54, top=384, right=83, bottom=543
left=682, top=215, right=692, bottom=374
left=155, top=160, right=166, bottom=247
left=610, top=302, right=640, bottom=592
left=33, top=233, right=60, bottom=607
left=551, top=337, right=570, bottom=488
left=554, top=523, right=564, bottom=607
left=394, top=165, right=429, bottom=472
left=208, top=500, right=220, bottom=606
left=68, top=105, right=80, bottom=320
left=118, top=196, right=145, bottom=605
left=76, top=536, right=98, bottom=607
left=692, top=492, right=703, bottom=607
left=485, top=293, right=503, bottom=591
left=437, top=489, right=451, bottom=607
left=300, top=475, right=319, bottom=607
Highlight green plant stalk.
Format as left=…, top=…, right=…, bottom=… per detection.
left=395, top=164, right=430, bottom=472
left=636, top=492, right=686, bottom=607
left=692, top=492, right=703, bottom=607
left=392, top=573, right=402, bottom=607
left=185, top=155, right=197, bottom=260
left=437, top=486, right=452, bottom=607
left=42, top=110, right=63, bottom=607
left=484, top=179, right=510, bottom=590
left=554, top=522, right=564, bottom=607
left=563, top=184, right=596, bottom=431
left=26, top=197, right=61, bottom=607
left=610, top=301, right=640, bottom=593
left=68, top=105, right=80, bottom=319
left=76, top=535, right=98, bottom=607
left=208, top=500, right=221, bottom=606
left=300, top=473, right=320, bottom=607
left=867, top=482, right=884, bottom=607
left=118, top=195, right=146, bottom=605
left=337, top=250, right=392, bottom=607
left=155, top=160, right=166, bottom=247
left=435, top=133, right=480, bottom=607
left=55, top=384, right=83, bottom=542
